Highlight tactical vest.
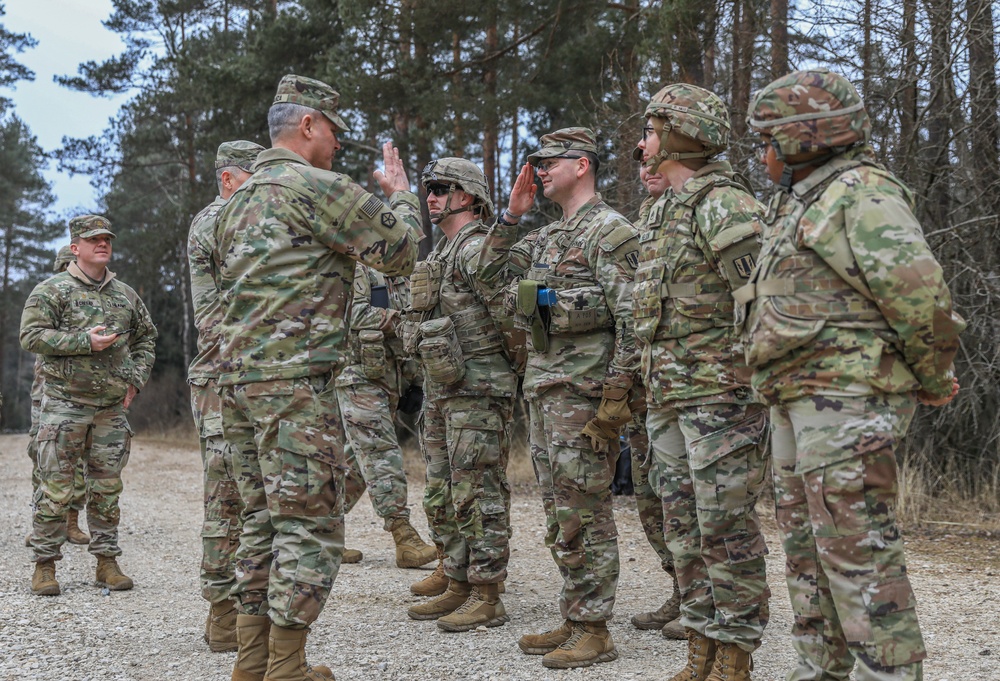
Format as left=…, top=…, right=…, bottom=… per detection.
left=739, top=157, right=894, bottom=367
left=633, top=175, right=760, bottom=344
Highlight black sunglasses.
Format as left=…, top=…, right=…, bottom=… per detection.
left=425, top=183, right=452, bottom=196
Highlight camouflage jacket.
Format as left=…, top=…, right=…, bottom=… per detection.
left=213, top=147, right=422, bottom=386
left=20, top=263, right=158, bottom=407
left=334, top=262, right=417, bottom=392
left=407, top=219, right=518, bottom=402
left=744, top=147, right=966, bottom=403
left=479, top=194, right=639, bottom=400
left=633, top=162, right=763, bottom=406
left=30, top=355, right=44, bottom=405
left=187, top=195, right=226, bottom=385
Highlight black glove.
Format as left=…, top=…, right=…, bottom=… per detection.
left=398, top=384, right=424, bottom=415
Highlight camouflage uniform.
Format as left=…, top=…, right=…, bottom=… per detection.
left=213, top=76, right=422, bottom=629
left=479, top=130, right=640, bottom=625
left=20, top=217, right=157, bottom=564
left=744, top=69, right=966, bottom=681
left=187, top=141, right=263, bottom=606
left=632, top=84, right=771, bottom=655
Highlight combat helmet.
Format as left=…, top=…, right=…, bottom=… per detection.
left=643, top=83, right=731, bottom=171
left=420, top=157, right=495, bottom=221
left=747, top=68, right=871, bottom=188
left=53, top=245, right=75, bottom=273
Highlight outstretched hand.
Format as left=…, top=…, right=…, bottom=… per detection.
left=373, top=141, right=410, bottom=197
left=506, top=162, right=537, bottom=217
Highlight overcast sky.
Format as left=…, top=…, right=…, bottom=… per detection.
left=2, top=0, right=130, bottom=222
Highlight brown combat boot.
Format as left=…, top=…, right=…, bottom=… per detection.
left=436, top=583, right=508, bottom=632
left=388, top=517, right=437, bottom=568
left=662, top=617, right=687, bottom=640
left=407, top=578, right=471, bottom=620
left=341, top=548, right=362, bottom=564
left=631, top=580, right=681, bottom=630
left=704, top=641, right=753, bottom=681
left=518, top=619, right=574, bottom=655
left=409, top=549, right=447, bottom=596
left=541, top=620, right=618, bottom=669
left=31, top=560, right=60, bottom=596
left=66, top=509, right=91, bottom=545
left=208, top=599, right=239, bottom=653
left=263, top=625, right=333, bottom=681
left=232, top=614, right=271, bottom=681
left=95, top=555, right=134, bottom=591
left=668, top=629, right=718, bottom=681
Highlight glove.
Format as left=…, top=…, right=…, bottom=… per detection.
left=398, top=384, right=424, bottom=415
left=581, top=385, right=631, bottom=451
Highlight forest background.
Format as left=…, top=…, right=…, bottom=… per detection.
left=1, top=0, right=997, bottom=527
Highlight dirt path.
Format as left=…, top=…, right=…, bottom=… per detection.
left=0, top=433, right=996, bottom=680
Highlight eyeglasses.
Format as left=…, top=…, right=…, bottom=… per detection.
left=641, top=125, right=655, bottom=140
left=425, top=183, right=453, bottom=196
left=752, top=136, right=771, bottom=155
left=535, top=156, right=577, bottom=174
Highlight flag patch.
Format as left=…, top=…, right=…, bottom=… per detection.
left=360, top=195, right=382, bottom=219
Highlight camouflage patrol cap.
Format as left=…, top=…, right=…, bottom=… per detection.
left=747, top=68, right=871, bottom=159
left=273, top=74, right=352, bottom=133
left=645, top=83, right=730, bottom=154
left=69, top=215, right=116, bottom=240
left=421, top=157, right=496, bottom=220
left=53, top=245, right=75, bottom=272
left=527, top=127, right=598, bottom=166
left=215, top=140, right=265, bottom=171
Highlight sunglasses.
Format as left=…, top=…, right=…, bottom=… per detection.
left=425, top=183, right=453, bottom=196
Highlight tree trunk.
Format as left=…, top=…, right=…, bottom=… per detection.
left=967, top=0, right=1000, bottom=231
left=898, top=0, right=918, bottom=185
left=770, top=0, right=788, bottom=77
left=483, top=10, right=499, bottom=204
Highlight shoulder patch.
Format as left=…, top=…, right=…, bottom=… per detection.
left=381, top=212, right=397, bottom=228
left=624, top=250, right=640, bottom=270
left=599, top=223, right=639, bottom=252
left=360, top=194, right=383, bottom=219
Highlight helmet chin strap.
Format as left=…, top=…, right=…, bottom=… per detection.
left=643, top=123, right=714, bottom=172
left=429, top=183, right=474, bottom=222
left=772, top=138, right=849, bottom=191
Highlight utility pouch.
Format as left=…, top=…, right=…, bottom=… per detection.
left=399, top=312, right=423, bottom=356
left=410, top=260, right=444, bottom=311
left=418, top=316, right=466, bottom=385
left=545, top=285, right=611, bottom=335
left=358, top=329, right=386, bottom=379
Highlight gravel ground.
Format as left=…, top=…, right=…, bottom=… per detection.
left=0, top=432, right=997, bottom=681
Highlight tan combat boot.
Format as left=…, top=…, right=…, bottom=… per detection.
left=66, top=509, right=91, bottom=545
left=436, top=583, right=508, bottom=632
left=232, top=614, right=271, bottom=681
left=388, top=517, right=437, bottom=568
left=407, top=579, right=471, bottom=620
left=208, top=599, right=239, bottom=653
left=96, top=555, right=134, bottom=591
left=518, top=619, right=574, bottom=655
left=662, top=617, right=687, bottom=640
left=409, top=549, right=447, bottom=596
left=263, top=625, right=333, bottom=681
left=704, top=641, right=753, bottom=681
left=31, top=560, right=60, bottom=596
left=668, top=629, right=718, bottom=681
left=341, top=548, right=362, bottom=564
left=631, top=580, right=681, bottom=630
left=541, top=620, right=618, bottom=669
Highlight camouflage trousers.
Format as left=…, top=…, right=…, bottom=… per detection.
left=529, top=386, right=620, bottom=622
left=647, top=400, right=771, bottom=651
left=337, top=380, right=411, bottom=527
left=30, top=396, right=133, bottom=562
left=221, top=374, right=346, bottom=628
left=190, top=382, right=244, bottom=604
left=28, top=399, right=86, bottom=511
left=771, top=393, right=925, bottom=681
left=628, top=408, right=673, bottom=574
left=421, top=394, right=512, bottom=584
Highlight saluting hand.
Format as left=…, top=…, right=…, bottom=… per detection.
left=374, top=141, right=410, bottom=197
left=89, top=326, right=119, bottom=352
left=506, top=162, right=538, bottom=218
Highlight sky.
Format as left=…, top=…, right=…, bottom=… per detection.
left=2, top=0, right=130, bottom=220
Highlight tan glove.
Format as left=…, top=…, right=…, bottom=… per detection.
left=581, top=385, right=631, bottom=451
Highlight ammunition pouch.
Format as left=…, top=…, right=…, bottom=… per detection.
left=410, top=260, right=444, bottom=311
left=358, top=329, right=386, bottom=380
left=543, top=282, right=612, bottom=335
left=417, top=316, right=466, bottom=386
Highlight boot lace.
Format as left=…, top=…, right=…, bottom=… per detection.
left=451, top=587, right=482, bottom=615
left=557, top=623, right=586, bottom=650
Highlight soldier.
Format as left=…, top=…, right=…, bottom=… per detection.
left=401, top=157, right=516, bottom=633
left=632, top=84, right=771, bottom=681
left=214, top=75, right=422, bottom=681
left=742, top=68, right=965, bottom=681
left=337, top=262, right=436, bottom=569
left=479, top=128, right=639, bottom=668
left=20, top=215, right=157, bottom=597
left=626, top=158, right=683, bottom=641
left=25, top=245, right=90, bottom=548
left=187, top=140, right=264, bottom=653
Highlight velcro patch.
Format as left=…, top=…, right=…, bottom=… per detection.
left=381, top=213, right=397, bottom=228
left=360, top=195, right=382, bottom=219
left=734, top=254, right=756, bottom=279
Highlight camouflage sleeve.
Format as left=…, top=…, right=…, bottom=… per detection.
left=596, top=219, right=641, bottom=387
left=805, top=174, right=966, bottom=399
left=187, top=206, right=220, bottom=334
left=694, top=186, right=763, bottom=287
left=19, top=286, right=91, bottom=356
left=349, top=263, right=396, bottom=333
left=477, top=220, right=534, bottom=289
left=126, top=289, right=158, bottom=390
left=312, top=177, right=422, bottom=277
left=637, top=195, right=656, bottom=224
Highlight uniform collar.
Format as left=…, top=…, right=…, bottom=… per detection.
left=68, top=261, right=117, bottom=290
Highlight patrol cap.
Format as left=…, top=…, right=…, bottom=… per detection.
left=53, top=245, right=75, bottom=272
left=273, top=74, right=352, bottom=133
left=215, top=140, right=265, bottom=171
left=69, top=215, right=116, bottom=240
left=527, top=127, right=599, bottom=166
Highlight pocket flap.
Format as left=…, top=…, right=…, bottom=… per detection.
left=689, top=409, right=767, bottom=470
